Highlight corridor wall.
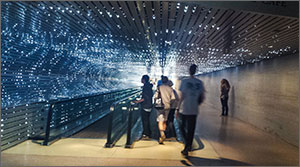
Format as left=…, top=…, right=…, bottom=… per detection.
left=198, top=54, right=299, bottom=147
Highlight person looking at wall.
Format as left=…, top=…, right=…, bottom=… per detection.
left=220, top=78, right=230, bottom=116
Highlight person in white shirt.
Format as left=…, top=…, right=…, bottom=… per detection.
left=154, top=76, right=175, bottom=144
left=176, top=64, right=205, bottom=156
left=166, top=80, right=179, bottom=138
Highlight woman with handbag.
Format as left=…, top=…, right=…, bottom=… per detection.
left=154, top=76, right=175, bottom=144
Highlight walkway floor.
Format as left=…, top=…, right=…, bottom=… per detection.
left=1, top=103, right=299, bottom=166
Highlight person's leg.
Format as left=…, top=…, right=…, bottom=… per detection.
left=167, top=109, right=175, bottom=137
left=179, top=113, right=187, bottom=144
left=186, top=115, right=197, bottom=151
left=144, top=110, right=151, bottom=136
left=157, top=110, right=166, bottom=144
left=224, top=97, right=229, bottom=115
left=141, top=109, right=148, bottom=136
left=158, top=121, right=165, bottom=144
left=221, top=98, right=225, bottom=115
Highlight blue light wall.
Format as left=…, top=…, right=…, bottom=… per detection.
left=1, top=2, right=147, bottom=108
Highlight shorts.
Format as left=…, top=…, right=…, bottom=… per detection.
left=156, top=109, right=170, bottom=122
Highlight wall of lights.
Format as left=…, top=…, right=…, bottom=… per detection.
left=1, top=2, right=149, bottom=108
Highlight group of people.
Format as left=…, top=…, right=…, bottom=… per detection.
left=134, top=64, right=230, bottom=156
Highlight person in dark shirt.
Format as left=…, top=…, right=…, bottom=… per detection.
left=220, top=78, right=230, bottom=116
left=134, top=75, right=153, bottom=138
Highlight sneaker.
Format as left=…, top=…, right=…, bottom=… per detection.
left=159, top=137, right=164, bottom=144
left=181, top=149, right=188, bottom=156
left=142, top=134, right=150, bottom=140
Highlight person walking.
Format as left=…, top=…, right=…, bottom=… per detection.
left=166, top=80, right=178, bottom=138
left=133, top=75, right=153, bottom=139
left=176, top=64, right=205, bottom=156
left=154, top=76, right=175, bottom=144
left=220, top=79, right=230, bottom=116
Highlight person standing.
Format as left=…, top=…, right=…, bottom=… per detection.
left=220, top=79, right=230, bottom=116
left=176, top=64, right=205, bottom=156
left=134, top=75, right=153, bottom=139
left=154, top=76, right=175, bottom=144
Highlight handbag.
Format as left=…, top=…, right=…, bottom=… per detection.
left=154, top=88, right=164, bottom=110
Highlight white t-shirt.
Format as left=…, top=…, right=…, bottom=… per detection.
left=155, top=84, right=175, bottom=110
left=179, top=77, right=205, bottom=115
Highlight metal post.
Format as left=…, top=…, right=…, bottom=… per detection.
left=105, top=106, right=114, bottom=148
left=43, top=104, right=54, bottom=146
left=125, top=104, right=133, bottom=148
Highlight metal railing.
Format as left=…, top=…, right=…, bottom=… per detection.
left=125, top=102, right=142, bottom=148
left=0, top=87, right=143, bottom=151
left=105, top=92, right=141, bottom=148
left=42, top=87, right=141, bottom=146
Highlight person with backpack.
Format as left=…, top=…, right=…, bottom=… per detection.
left=154, top=76, right=175, bottom=144
left=176, top=64, right=205, bottom=156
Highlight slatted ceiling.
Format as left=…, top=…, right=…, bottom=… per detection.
left=177, top=8, right=198, bottom=49
left=96, top=1, right=131, bottom=47
left=239, top=23, right=292, bottom=50
left=1, top=1, right=299, bottom=79
left=191, top=9, right=228, bottom=48
left=239, top=19, right=296, bottom=50
left=84, top=2, right=109, bottom=33
left=201, top=10, right=231, bottom=45
left=127, top=2, right=146, bottom=40
left=188, top=8, right=219, bottom=47
left=214, top=14, right=268, bottom=50
left=135, top=1, right=147, bottom=35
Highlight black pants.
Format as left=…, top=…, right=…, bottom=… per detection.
left=221, top=97, right=229, bottom=115
left=180, top=113, right=197, bottom=150
left=166, top=108, right=176, bottom=138
left=141, top=108, right=151, bottom=136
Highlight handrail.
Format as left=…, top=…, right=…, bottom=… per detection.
left=105, top=92, right=141, bottom=148
left=1, top=87, right=140, bottom=110
left=125, top=103, right=135, bottom=148
left=44, top=87, right=140, bottom=106
left=42, top=87, right=141, bottom=146
left=43, top=104, right=54, bottom=145
left=125, top=102, right=143, bottom=148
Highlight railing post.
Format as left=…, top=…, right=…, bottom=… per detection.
left=43, top=104, right=54, bottom=146
left=125, top=104, right=133, bottom=148
left=105, top=106, right=114, bottom=148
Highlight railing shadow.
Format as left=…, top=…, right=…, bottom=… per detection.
left=181, top=157, right=252, bottom=166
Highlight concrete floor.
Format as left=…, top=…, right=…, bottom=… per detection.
left=1, top=103, right=299, bottom=166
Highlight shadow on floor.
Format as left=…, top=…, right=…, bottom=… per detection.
left=181, top=156, right=252, bottom=166
left=191, top=135, right=205, bottom=151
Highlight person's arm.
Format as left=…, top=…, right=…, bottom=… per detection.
left=176, top=81, right=184, bottom=118
left=133, top=98, right=144, bottom=103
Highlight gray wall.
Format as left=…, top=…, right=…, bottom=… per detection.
left=198, top=54, right=299, bottom=147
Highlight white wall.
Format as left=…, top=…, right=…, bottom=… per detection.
left=198, top=54, right=299, bottom=147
